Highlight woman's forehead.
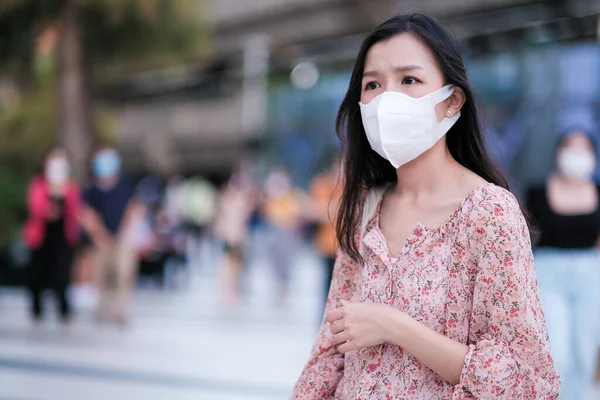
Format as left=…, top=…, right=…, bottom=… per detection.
left=48, top=148, right=67, bottom=159
left=363, top=33, right=438, bottom=73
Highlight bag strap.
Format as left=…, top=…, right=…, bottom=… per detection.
left=359, top=185, right=388, bottom=256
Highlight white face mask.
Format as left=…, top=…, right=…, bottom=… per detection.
left=359, top=85, right=461, bottom=168
left=557, top=148, right=595, bottom=181
left=45, top=158, right=70, bottom=185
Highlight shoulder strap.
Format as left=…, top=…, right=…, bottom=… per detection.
left=359, top=185, right=388, bottom=255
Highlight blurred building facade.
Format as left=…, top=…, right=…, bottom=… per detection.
left=100, top=0, right=600, bottom=182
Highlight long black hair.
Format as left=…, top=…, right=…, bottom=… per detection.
left=336, top=13, right=520, bottom=263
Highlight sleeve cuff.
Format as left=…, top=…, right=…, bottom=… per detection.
left=455, top=334, right=517, bottom=399
left=452, top=343, right=476, bottom=399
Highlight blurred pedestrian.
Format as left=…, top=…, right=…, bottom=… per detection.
left=213, top=170, right=256, bottom=306
left=263, top=167, right=304, bottom=306
left=80, top=146, right=138, bottom=325
left=526, top=111, right=600, bottom=400
left=309, top=155, right=343, bottom=312
left=164, top=176, right=185, bottom=226
left=181, top=176, right=217, bottom=269
left=23, top=148, right=80, bottom=326
left=293, top=13, right=558, bottom=399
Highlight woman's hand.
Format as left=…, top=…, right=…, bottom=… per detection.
left=326, top=300, right=403, bottom=353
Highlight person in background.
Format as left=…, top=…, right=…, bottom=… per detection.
left=213, top=169, right=256, bottom=307
left=160, top=177, right=190, bottom=287
left=133, top=175, right=165, bottom=285
left=79, top=146, right=138, bottom=325
left=526, top=110, right=600, bottom=400
left=181, top=176, right=217, bottom=269
left=309, top=155, right=343, bottom=313
left=262, top=167, right=304, bottom=306
left=164, top=176, right=185, bottom=228
left=23, top=147, right=80, bottom=326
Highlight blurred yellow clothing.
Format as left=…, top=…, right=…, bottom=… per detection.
left=310, top=174, right=342, bottom=258
left=263, top=191, right=302, bottom=230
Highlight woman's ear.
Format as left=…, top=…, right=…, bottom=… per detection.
left=446, top=87, right=466, bottom=117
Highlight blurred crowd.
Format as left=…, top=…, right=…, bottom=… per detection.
left=20, top=144, right=345, bottom=327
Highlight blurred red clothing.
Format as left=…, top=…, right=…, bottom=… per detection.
left=22, top=176, right=81, bottom=249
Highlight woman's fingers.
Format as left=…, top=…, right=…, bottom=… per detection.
left=329, top=319, right=345, bottom=334
left=333, top=330, right=350, bottom=345
left=337, top=339, right=357, bottom=354
left=325, top=307, right=344, bottom=324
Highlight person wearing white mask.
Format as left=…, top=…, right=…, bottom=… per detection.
left=23, top=148, right=81, bottom=326
left=292, top=14, right=558, bottom=399
left=526, top=114, right=600, bottom=400
left=80, top=145, right=138, bottom=325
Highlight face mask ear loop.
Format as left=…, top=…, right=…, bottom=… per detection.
left=429, top=84, right=456, bottom=108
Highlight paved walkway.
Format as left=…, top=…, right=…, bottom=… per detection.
left=1, top=246, right=599, bottom=400
left=0, top=248, right=323, bottom=400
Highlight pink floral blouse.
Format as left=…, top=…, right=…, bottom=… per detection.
left=292, top=183, right=560, bottom=399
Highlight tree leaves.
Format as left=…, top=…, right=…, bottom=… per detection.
left=0, top=0, right=207, bottom=76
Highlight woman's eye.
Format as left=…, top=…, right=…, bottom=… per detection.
left=364, top=81, right=380, bottom=90
left=402, top=76, right=419, bottom=85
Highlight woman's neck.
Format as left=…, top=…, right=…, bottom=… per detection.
left=98, top=175, right=119, bottom=190
left=394, top=142, right=463, bottom=198
left=48, top=181, right=67, bottom=196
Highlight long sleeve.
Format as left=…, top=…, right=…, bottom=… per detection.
left=27, top=178, right=50, bottom=221
left=453, top=191, right=560, bottom=399
left=291, top=250, right=360, bottom=399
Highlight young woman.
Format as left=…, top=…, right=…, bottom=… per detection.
left=23, top=148, right=80, bottom=325
left=526, top=114, right=600, bottom=400
left=292, top=14, right=559, bottom=399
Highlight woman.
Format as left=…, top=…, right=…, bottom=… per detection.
left=292, top=14, right=559, bottom=399
left=527, top=114, right=600, bottom=400
left=262, top=166, right=305, bottom=305
left=213, top=170, right=256, bottom=306
left=23, top=148, right=80, bottom=325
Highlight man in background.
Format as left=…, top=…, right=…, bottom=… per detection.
left=80, top=146, right=140, bottom=325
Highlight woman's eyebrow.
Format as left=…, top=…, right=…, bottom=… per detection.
left=362, top=65, right=424, bottom=78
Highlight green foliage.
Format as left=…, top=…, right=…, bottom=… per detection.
left=0, top=89, right=57, bottom=174
left=0, top=169, right=28, bottom=248
left=82, top=0, right=207, bottom=75
left=0, top=0, right=207, bottom=77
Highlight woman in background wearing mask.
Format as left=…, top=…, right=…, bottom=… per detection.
left=292, top=14, right=558, bottom=399
left=23, top=148, right=81, bottom=326
left=526, top=113, right=600, bottom=400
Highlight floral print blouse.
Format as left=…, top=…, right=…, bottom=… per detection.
left=292, top=183, right=559, bottom=399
